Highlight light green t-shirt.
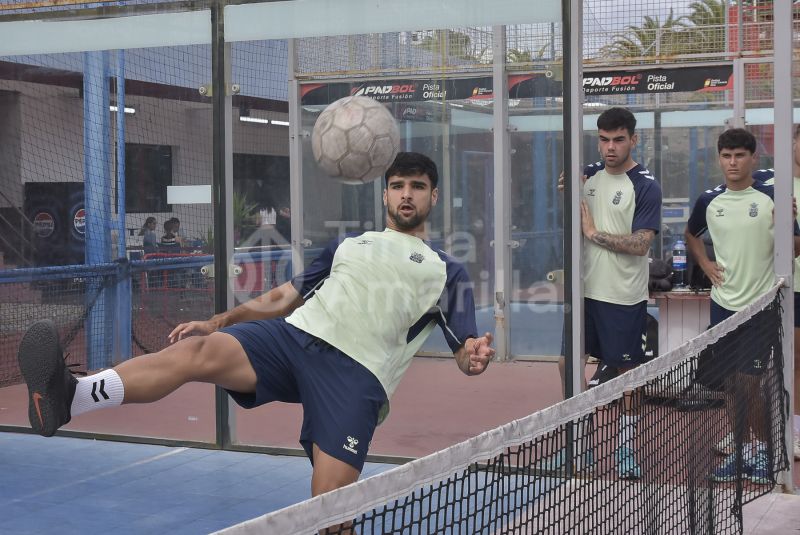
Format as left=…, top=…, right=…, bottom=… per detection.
left=582, top=162, right=662, bottom=305
left=286, top=228, right=477, bottom=421
left=687, top=182, right=776, bottom=311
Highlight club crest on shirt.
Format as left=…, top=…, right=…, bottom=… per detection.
left=749, top=202, right=759, bottom=217
left=612, top=191, right=623, bottom=205
left=409, top=252, right=424, bottom=263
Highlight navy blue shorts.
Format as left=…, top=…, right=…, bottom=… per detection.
left=709, top=300, right=769, bottom=376
left=221, top=319, right=387, bottom=472
left=795, top=292, right=800, bottom=328
left=585, top=298, right=647, bottom=369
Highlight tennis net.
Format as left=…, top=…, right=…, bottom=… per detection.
left=218, top=282, right=790, bottom=535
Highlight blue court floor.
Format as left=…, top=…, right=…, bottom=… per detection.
left=3, top=431, right=798, bottom=534
left=0, top=432, right=394, bottom=534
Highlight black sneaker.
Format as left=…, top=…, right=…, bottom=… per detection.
left=17, top=319, right=77, bottom=437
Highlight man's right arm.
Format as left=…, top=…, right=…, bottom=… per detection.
left=684, top=195, right=724, bottom=287
left=211, top=281, right=303, bottom=328
left=169, top=281, right=303, bottom=342
left=684, top=228, right=724, bottom=287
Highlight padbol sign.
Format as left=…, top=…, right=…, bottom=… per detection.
left=583, top=65, right=733, bottom=95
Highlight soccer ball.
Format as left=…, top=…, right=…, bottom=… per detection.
left=311, top=96, right=400, bottom=185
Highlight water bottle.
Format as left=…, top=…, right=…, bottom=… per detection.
left=672, top=239, right=687, bottom=289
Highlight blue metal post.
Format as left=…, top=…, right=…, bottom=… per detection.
left=115, top=50, right=132, bottom=362
left=83, top=51, right=113, bottom=370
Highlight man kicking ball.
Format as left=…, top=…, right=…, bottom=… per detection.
left=17, top=151, right=494, bottom=499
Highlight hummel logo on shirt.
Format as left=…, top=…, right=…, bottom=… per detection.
left=587, top=188, right=596, bottom=196
left=715, top=208, right=725, bottom=217
left=409, top=252, right=424, bottom=263
left=343, top=435, right=359, bottom=454
left=356, top=239, right=373, bottom=245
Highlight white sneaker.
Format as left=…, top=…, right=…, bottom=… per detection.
left=715, top=432, right=734, bottom=456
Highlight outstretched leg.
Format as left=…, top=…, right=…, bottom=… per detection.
left=18, top=319, right=256, bottom=436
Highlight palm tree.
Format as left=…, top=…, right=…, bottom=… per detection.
left=601, top=9, right=690, bottom=59
left=415, top=30, right=485, bottom=62
left=506, top=44, right=550, bottom=65
left=506, top=48, right=534, bottom=64
left=685, top=0, right=726, bottom=53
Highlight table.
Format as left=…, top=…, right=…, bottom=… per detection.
left=649, top=290, right=712, bottom=399
left=651, top=290, right=711, bottom=354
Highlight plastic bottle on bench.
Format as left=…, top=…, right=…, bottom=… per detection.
left=672, top=239, right=687, bottom=289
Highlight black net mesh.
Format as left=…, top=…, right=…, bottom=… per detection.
left=0, top=265, right=116, bottom=385
left=236, top=289, right=788, bottom=535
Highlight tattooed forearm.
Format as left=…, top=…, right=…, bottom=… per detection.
left=589, top=229, right=655, bottom=256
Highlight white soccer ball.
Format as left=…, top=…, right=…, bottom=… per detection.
left=311, top=96, right=400, bottom=185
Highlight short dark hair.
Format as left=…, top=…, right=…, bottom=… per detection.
left=597, top=107, right=636, bottom=136
left=384, top=152, right=439, bottom=189
left=717, top=128, right=756, bottom=154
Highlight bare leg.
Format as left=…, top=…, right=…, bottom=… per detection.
left=313, top=443, right=360, bottom=534
left=742, top=375, right=767, bottom=443
left=723, top=374, right=750, bottom=450
left=114, top=332, right=257, bottom=403
left=618, top=367, right=642, bottom=415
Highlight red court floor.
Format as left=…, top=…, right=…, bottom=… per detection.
left=1, top=357, right=798, bottom=487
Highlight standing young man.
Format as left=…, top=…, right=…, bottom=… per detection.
left=557, top=107, right=663, bottom=479
left=751, top=125, right=800, bottom=461
left=685, top=128, right=791, bottom=484
left=17, top=152, right=495, bottom=499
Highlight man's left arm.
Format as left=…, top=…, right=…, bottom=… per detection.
left=455, top=334, right=495, bottom=376
left=581, top=205, right=655, bottom=257
left=581, top=177, right=661, bottom=257
left=436, top=261, right=495, bottom=375
left=793, top=197, right=800, bottom=258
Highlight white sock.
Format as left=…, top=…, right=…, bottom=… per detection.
left=618, top=414, right=639, bottom=450
left=71, top=369, right=125, bottom=417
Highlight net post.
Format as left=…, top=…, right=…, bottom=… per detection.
left=211, top=0, right=235, bottom=448
left=773, top=0, right=795, bottom=494
left=287, top=39, right=305, bottom=277
left=562, top=0, right=584, bottom=401
left=492, top=24, right=511, bottom=362
left=562, top=0, right=584, bottom=475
